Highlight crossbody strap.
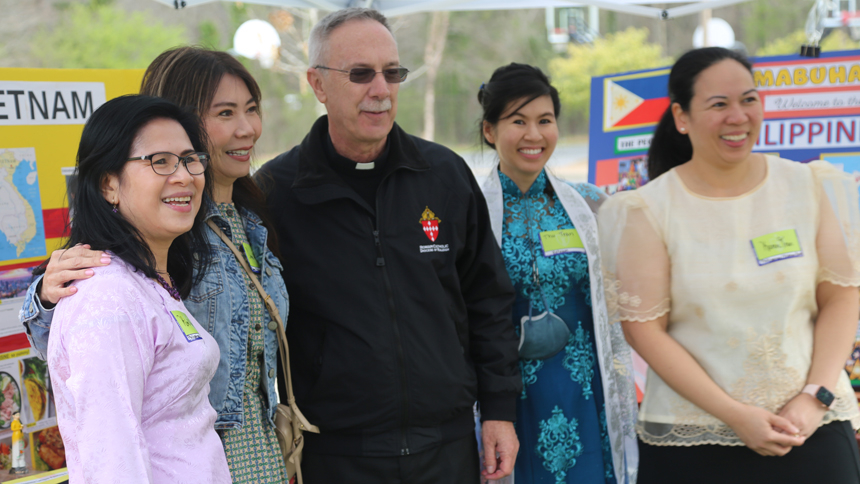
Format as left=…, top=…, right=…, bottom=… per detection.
left=206, top=219, right=320, bottom=433
left=525, top=199, right=554, bottom=315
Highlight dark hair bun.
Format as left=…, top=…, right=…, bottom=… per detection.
left=478, top=63, right=561, bottom=149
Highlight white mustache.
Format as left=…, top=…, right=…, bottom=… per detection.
left=360, top=98, right=392, bottom=113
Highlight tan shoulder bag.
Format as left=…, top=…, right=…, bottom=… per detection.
left=207, top=220, right=320, bottom=484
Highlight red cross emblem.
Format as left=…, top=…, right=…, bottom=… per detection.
left=419, top=206, right=440, bottom=242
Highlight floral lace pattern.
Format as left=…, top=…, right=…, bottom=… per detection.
left=637, top=421, right=742, bottom=447
left=846, top=219, right=860, bottom=271
left=817, top=266, right=860, bottom=287
left=536, top=406, right=584, bottom=484
left=815, top=160, right=860, bottom=280
left=816, top=190, right=860, bottom=286
left=599, top=409, right=614, bottom=481
left=572, top=182, right=604, bottom=202
left=500, top=171, right=590, bottom=313
left=599, top=158, right=859, bottom=473
left=520, top=358, right=545, bottom=399
left=504, top=172, right=596, bottom=401
left=729, top=324, right=803, bottom=412
left=488, top=169, right=639, bottom=483
left=639, top=323, right=860, bottom=446
left=603, top=269, right=670, bottom=324
left=563, top=322, right=595, bottom=400
left=564, top=188, right=638, bottom=484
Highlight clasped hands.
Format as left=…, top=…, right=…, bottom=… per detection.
left=728, top=393, right=828, bottom=457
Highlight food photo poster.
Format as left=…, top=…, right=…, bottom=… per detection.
left=0, top=297, right=61, bottom=478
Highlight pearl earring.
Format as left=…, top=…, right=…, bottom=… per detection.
left=680, top=127, right=686, bottom=133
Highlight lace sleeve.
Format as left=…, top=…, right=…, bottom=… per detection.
left=598, top=191, right=671, bottom=323
left=811, top=161, right=860, bottom=287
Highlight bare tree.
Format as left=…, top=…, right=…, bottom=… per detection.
left=421, top=11, right=450, bottom=141
left=267, top=9, right=318, bottom=90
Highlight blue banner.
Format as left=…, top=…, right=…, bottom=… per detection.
left=588, top=49, right=860, bottom=194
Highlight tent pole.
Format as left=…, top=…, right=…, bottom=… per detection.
left=589, top=5, right=599, bottom=36
left=662, top=0, right=751, bottom=19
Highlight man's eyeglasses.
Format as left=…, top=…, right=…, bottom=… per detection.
left=127, top=152, right=209, bottom=176
left=314, top=66, right=409, bottom=84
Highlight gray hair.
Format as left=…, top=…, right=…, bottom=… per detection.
left=308, top=8, right=393, bottom=67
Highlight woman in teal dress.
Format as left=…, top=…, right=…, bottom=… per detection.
left=478, top=63, right=639, bottom=484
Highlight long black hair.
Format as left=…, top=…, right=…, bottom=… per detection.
left=53, top=95, right=212, bottom=298
left=648, top=47, right=753, bottom=179
left=478, top=62, right=561, bottom=149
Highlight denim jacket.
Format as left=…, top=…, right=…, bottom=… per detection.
left=19, top=204, right=289, bottom=430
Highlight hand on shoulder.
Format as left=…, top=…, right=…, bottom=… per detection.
left=39, top=244, right=111, bottom=307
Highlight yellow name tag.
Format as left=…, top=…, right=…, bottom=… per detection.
left=539, top=229, right=585, bottom=256
left=172, top=310, right=201, bottom=342
left=751, top=229, right=803, bottom=266
left=242, top=242, right=261, bottom=273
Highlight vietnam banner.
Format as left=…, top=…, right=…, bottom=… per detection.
left=0, top=68, right=143, bottom=275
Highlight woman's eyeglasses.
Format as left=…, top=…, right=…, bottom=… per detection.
left=127, top=152, right=209, bottom=176
left=314, top=66, right=409, bottom=84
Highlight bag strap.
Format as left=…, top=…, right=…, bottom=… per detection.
left=525, top=202, right=554, bottom=315
left=206, top=219, right=320, bottom=433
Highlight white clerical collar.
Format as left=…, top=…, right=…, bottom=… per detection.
left=355, top=162, right=375, bottom=170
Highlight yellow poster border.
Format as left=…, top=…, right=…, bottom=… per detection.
left=0, top=69, right=143, bottom=268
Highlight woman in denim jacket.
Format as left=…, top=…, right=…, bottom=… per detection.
left=20, top=47, right=291, bottom=483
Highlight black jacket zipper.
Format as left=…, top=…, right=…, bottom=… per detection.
left=369, top=218, right=411, bottom=455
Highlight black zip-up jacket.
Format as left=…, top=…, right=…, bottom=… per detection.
left=256, top=116, right=521, bottom=457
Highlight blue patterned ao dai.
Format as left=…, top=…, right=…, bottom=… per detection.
left=500, top=170, right=615, bottom=484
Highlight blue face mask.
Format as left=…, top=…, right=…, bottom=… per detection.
left=518, top=284, right=570, bottom=361
left=517, top=213, right=570, bottom=361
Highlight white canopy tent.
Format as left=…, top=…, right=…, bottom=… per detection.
left=153, top=0, right=754, bottom=20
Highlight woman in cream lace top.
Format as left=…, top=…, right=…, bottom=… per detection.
left=599, top=47, right=860, bottom=484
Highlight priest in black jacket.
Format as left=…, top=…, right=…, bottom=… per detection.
left=255, top=7, right=521, bottom=484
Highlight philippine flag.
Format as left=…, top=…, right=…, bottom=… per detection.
left=603, top=74, right=670, bottom=132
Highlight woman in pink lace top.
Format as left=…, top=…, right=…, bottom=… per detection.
left=46, top=95, right=231, bottom=483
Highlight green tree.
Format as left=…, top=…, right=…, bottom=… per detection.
left=407, top=9, right=557, bottom=145
left=757, top=29, right=860, bottom=57
left=31, top=1, right=189, bottom=69
left=198, top=21, right=222, bottom=50
left=742, top=0, right=812, bottom=54
left=549, top=27, right=671, bottom=120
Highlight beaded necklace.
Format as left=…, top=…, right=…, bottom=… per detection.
left=155, top=273, right=181, bottom=301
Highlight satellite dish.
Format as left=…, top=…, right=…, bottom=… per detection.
left=693, top=18, right=736, bottom=49
left=233, top=19, right=281, bottom=68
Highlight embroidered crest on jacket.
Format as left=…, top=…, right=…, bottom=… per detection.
left=420, top=206, right=441, bottom=242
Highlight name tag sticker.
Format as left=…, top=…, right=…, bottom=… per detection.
left=539, top=229, right=585, bottom=256
left=242, top=242, right=261, bottom=274
left=751, top=229, right=803, bottom=266
left=172, top=310, right=202, bottom=342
